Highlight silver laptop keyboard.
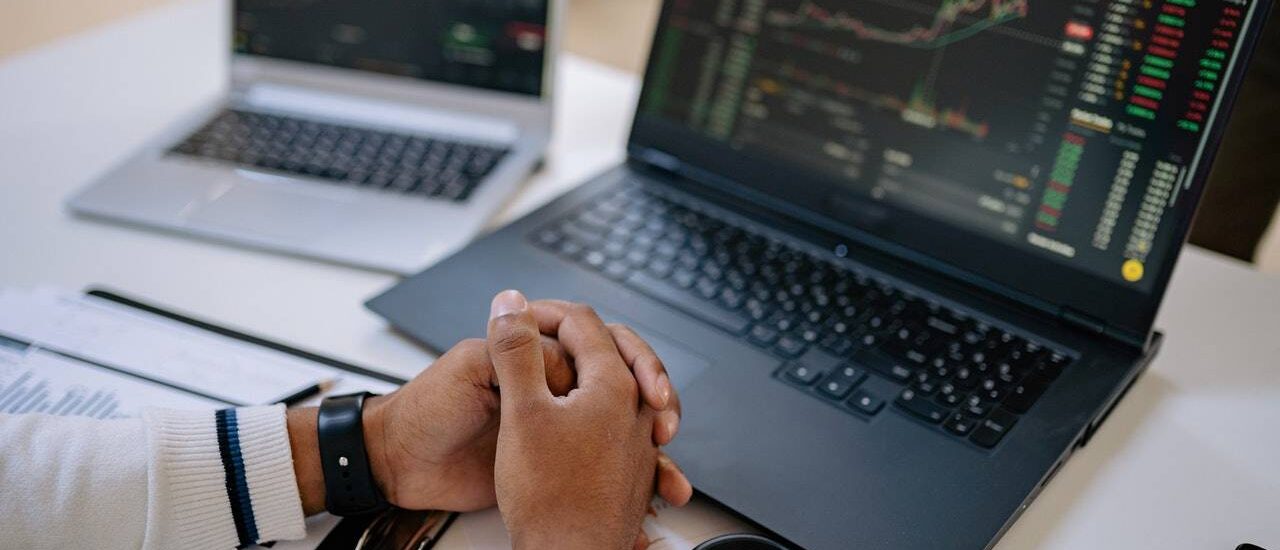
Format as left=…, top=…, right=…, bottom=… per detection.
left=170, top=109, right=509, bottom=203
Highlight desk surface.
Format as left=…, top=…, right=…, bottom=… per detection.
left=2, top=1, right=1278, bottom=548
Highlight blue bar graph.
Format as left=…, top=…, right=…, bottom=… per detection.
left=0, top=370, right=124, bottom=419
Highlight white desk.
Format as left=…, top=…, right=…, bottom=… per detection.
left=2, top=2, right=1277, bottom=548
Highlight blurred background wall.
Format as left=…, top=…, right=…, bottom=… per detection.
left=0, top=0, right=173, bottom=58
left=3, top=0, right=1277, bottom=272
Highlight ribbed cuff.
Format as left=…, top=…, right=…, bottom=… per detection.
left=233, top=406, right=307, bottom=542
left=144, top=405, right=305, bottom=549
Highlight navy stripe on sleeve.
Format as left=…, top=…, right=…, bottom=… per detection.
left=215, top=408, right=260, bottom=548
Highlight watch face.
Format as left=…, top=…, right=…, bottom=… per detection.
left=693, top=534, right=789, bottom=550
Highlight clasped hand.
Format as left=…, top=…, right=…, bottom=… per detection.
left=290, top=291, right=691, bottom=549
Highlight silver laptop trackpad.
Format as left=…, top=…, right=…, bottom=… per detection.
left=185, top=184, right=346, bottom=242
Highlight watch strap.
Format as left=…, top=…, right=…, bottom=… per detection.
left=317, top=392, right=389, bottom=516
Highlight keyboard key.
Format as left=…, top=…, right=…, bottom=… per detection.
left=603, top=240, right=628, bottom=258
left=1002, top=346, right=1037, bottom=369
left=534, top=229, right=562, bottom=248
left=672, top=269, right=698, bottom=289
left=960, top=394, right=993, bottom=418
left=774, top=335, right=808, bottom=358
left=646, top=258, right=674, bottom=279
left=976, top=385, right=1005, bottom=404
left=995, top=362, right=1020, bottom=384
left=912, top=371, right=940, bottom=395
left=926, top=316, right=960, bottom=335
left=817, top=365, right=866, bottom=400
left=783, top=362, right=824, bottom=386
left=953, top=365, right=978, bottom=389
left=625, top=272, right=751, bottom=335
left=820, top=334, right=854, bottom=356
left=719, top=288, right=746, bottom=310
left=944, top=412, right=978, bottom=437
left=768, top=313, right=798, bottom=333
left=851, top=348, right=913, bottom=382
left=848, top=389, right=885, bottom=415
left=896, top=388, right=949, bottom=424
left=798, top=325, right=820, bottom=344
left=748, top=324, right=780, bottom=347
left=1031, top=352, right=1072, bottom=380
left=583, top=250, right=607, bottom=269
left=795, top=347, right=844, bottom=372
left=603, top=260, right=630, bottom=280
left=1003, top=381, right=1046, bottom=413
left=557, top=241, right=583, bottom=259
left=695, top=277, right=722, bottom=300
left=971, top=409, right=1018, bottom=448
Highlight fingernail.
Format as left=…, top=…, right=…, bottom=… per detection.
left=490, top=290, right=527, bottom=320
left=664, top=411, right=679, bottom=440
left=657, top=373, right=672, bottom=409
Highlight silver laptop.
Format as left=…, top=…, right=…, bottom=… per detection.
left=68, top=0, right=561, bottom=274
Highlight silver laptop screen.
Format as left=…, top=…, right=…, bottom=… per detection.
left=234, top=0, right=550, bottom=96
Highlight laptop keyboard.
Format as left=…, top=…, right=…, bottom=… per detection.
left=170, top=109, right=509, bottom=202
left=530, top=182, right=1074, bottom=450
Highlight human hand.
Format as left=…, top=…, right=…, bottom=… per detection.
left=289, top=334, right=575, bottom=514
left=486, top=291, right=691, bottom=550
left=288, top=293, right=691, bottom=517
left=360, top=334, right=577, bottom=512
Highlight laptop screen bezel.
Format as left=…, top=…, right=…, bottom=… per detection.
left=626, top=0, right=1275, bottom=341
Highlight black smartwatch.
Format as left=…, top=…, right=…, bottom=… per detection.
left=317, top=392, right=390, bottom=516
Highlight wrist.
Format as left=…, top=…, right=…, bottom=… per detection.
left=286, top=407, right=326, bottom=516
left=361, top=394, right=399, bottom=507
left=512, top=530, right=611, bottom=550
left=287, top=396, right=396, bottom=516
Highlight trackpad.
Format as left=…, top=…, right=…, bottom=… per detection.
left=186, top=185, right=345, bottom=242
left=593, top=306, right=710, bottom=391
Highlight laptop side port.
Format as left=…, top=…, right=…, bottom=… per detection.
left=1077, top=330, right=1163, bottom=448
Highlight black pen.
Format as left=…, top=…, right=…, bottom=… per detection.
left=274, top=379, right=338, bottom=407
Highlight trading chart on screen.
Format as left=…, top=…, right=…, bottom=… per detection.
left=641, top=0, right=1263, bottom=288
left=235, top=0, right=549, bottom=96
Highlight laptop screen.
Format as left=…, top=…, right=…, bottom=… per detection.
left=632, top=0, right=1272, bottom=336
left=233, top=0, right=550, bottom=97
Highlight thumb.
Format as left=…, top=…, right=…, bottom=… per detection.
left=486, top=290, right=551, bottom=410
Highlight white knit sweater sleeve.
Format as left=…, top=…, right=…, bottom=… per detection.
left=0, top=405, right=307, bottom=549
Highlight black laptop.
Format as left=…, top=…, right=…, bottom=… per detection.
left=369, top=1, right=1274, bottom=548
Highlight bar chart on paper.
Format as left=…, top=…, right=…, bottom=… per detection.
left=0, top=370, right=126, bottom=418
left=0, top=333, right=222, bottom=418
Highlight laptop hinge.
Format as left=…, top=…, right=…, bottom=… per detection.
left=1059, top=307, right=1147, bottom=349
left=1059, top=307, right=1107, bottom=335
left=635, top=148, right=683, bottom=174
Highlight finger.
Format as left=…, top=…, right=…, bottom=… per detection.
left=467, top=336, right=573, bottom=396
left=633, top=529, right=650, bottom=550
left=433, top=338, right=490, bottom=386
left=652, top=376, right=683, bottom=445
left=656, top=452, right=693, bottom=507
left=652, top=408, right=680, bottom=447
left=540, top=336, right=576, bottom=396
left=607, top=324, right=673, bottom=411
left=528, top=300, right=630, bottom=391
left=528, top=299, right=579, bottom=334
left=486, top=290, right=551, bottom=409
